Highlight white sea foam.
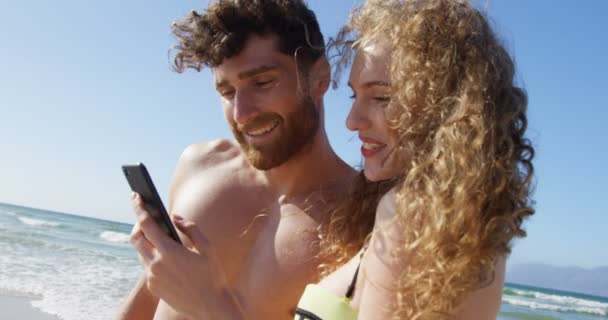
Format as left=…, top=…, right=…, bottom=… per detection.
left=510, top=288, right=608, bottom=309
left=503, top=296, right=608, bottom=316
left=18, top=217, right=61, bottom=227
left=0, top=210, right=17, bottom=216
left=99, top=231, right=130, bottom=244
left=0, top=206, right=142, bottom=320
left=0, top=248, right=140, bottom=320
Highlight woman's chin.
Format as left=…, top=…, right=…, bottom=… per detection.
left=363, top=159, right=402, bottom=182
left=363, top=167, right=392, bottom=182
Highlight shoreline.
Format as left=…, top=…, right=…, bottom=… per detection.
left=0, top=294, right=60, bottom=320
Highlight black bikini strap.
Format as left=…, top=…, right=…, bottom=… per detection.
left=345, top=262, right=361, bottom=299
left=345, top=243, right=369, bottom=300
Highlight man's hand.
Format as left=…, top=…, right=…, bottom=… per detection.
left=129, top=193, right=245, bottom=319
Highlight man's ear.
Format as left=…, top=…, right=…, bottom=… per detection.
left=309, top=57, right=331, bottom=99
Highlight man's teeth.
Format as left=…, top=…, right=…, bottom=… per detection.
left=247, top=120, right=279, bottom=136
left=362, top=142, right=385, bottom=150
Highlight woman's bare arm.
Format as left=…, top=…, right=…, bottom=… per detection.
left=356, top=189, right=505, bottom=320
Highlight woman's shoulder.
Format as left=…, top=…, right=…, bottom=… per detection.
left=366, top=186, right=405, bottom=267
left=374, top=187, right=399, bottom=229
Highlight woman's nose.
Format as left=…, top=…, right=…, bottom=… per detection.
left=346, top=100, right=372, bottom=132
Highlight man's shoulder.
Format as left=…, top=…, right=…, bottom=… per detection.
left=171, top=139, right=250, bottom=191
left=178, top=139, right=243, bottom=170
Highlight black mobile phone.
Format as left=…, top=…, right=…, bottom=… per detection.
left=121, top=163, right=182, bottom=244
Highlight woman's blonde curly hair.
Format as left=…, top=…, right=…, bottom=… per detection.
left=319, top=0, right=536, bottom=318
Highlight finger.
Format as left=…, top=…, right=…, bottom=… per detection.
left=173, top=215, right=210, bottom=254
left=129, top=225, right=156, bottom=265
left=129, top=219, right=140, bottom=237
left=132, top=194, right=174, bottom=254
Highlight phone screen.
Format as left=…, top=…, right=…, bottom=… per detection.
left=122, top=163, right=182, bottom=244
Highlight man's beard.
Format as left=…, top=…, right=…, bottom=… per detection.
left=231, top=94, right=320, bottom=171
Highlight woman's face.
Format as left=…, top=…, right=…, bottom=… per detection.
left=347, top=43, right=401, bottom=182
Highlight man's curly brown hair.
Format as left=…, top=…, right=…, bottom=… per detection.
left=171, top=0, right=325, bottom=73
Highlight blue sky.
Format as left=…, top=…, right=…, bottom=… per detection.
left=1, top=0, right=606, bottom=269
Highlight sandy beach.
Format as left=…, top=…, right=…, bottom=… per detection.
left=0, top=294, right=60, bottom=320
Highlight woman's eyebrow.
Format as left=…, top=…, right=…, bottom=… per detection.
left=347, top=81, right=390, bottom=89
left=363, top=81, right=390, bottom=88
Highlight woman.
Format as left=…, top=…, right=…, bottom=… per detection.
left=295, top=0, right=535, bottom=319
left=129, top=0, right=534, bottom=319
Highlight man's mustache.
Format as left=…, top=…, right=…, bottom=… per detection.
left=235, top=113, right=282, bottom=133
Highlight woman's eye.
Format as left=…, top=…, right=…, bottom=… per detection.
left=349, top=89, right=357, bottom=99
left=373, top=96, right=391, bottom=103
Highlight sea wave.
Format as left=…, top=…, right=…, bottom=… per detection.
left=499, top=311, right=562, bottom=320
left=502, top=296, right=608, bottom=316
left=0, top=252, right=141, bottom=320
left=504, top=288, right=608, bottom=310
left=18, top=217, right=61, bottom=227
left=99, top=231, right=130, bottom=244
left=0, top=210, right=17, bottom=216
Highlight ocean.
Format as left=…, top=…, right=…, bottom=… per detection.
left=1, top=203, right=606, bottom=320
left=0, top=203, right=139, bottom=320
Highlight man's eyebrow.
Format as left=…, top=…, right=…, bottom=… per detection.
left=215, top=65, right=279, bottom=89
left=238, top=65, right=278, bottom=79
left=215, top=79, right=229, bottom=89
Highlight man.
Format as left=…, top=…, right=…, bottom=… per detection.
left=115, top=1, right=355, bottom=319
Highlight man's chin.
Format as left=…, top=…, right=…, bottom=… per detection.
left=245, top=149, right=287, bottom=171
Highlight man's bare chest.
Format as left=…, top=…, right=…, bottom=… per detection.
left=173, top=179, right=323, bottom=270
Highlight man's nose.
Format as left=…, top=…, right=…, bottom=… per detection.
left=233, top=90, right=260, bottom=125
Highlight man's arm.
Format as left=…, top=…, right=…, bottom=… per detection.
left=114, top=275, right=159, bottom=320
left=114, top=144, right=198, bottom=320
left=127, top=192, right=247, bottom=319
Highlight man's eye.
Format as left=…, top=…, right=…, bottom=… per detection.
left=221, top=90, right=235, bottom=98
left=255, top=80, right=274, bottom=87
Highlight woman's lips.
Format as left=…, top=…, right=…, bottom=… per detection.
left=359, top=136, right=387, bottom=158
